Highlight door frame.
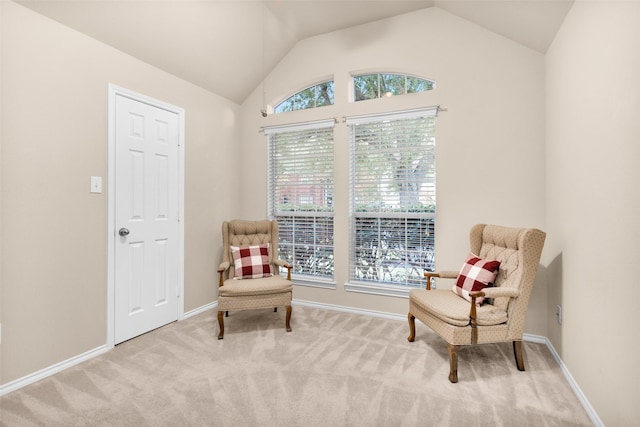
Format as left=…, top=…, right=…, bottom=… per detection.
left=106, top=84, right=185, bottom=348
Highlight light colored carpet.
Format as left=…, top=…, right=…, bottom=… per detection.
left=0, top=305, right=592, bottom=426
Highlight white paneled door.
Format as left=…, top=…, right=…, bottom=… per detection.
left=113, top=93, right=181, bottom=344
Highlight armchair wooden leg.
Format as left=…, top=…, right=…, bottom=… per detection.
left=407, top=313, right=416, bottom=342
left=513, top=341, right=525, bottom=371
left=285, top=305, right=292, bottom=332
left=448, top=344, right=459, bottom=383
left=217, top=311, right=224, bottom=340
left=274, top=307, right=278, bottom=312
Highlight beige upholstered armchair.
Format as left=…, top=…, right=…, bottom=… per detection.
left=408, top=224, right=546, bottom=382
left=217, top=219, right=293, bottom=339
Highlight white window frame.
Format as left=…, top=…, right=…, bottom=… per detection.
left=345, top=107, right=437, bottom=297
left=265, top=119, right=337, bottom=289
left=352, top=73, right=435, bottom=102
left=273, top=80, right=335, bottom=114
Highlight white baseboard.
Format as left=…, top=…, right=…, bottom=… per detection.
left=296, top=299, right=602, bottom=427
left=183, top=300, right=218, bottom=320
left=0, top=299, right=604, bottom=427
left=528, top=334, right=604, bottom=427
left=0, top=301, right=219, bottom=397
left=0, top=345, right=109, bottom=397
left=293, top=298, right=406, bottom=321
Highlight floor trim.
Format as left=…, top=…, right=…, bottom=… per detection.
left=293, top=298, right=406, bottom=321
left=295, top=298, right=603, bottom=427
left=529, top=334, right=604, bottom=427
left=0, top=345, right=109, bottom=397
left=0, top=299, right=605, bottom=427
left=0, top=303, right=219, bottom=397
left=183, top=300, right=218, bottom=320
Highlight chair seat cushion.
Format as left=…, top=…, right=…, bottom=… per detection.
left=409, top=289, right=508, bottom=327
left=219, top=275, right=292, bottom=297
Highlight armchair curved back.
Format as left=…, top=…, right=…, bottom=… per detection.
left=470, top=224, right=546, bottom=339
left=221, top=219, right=280, bottom=279
left=408, top=223, right=545, bottom=382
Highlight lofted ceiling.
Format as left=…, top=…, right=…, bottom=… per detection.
left=16, top=0, right=574, bottom=104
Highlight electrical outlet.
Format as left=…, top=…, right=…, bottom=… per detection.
left=556, top=305, right=562, bottom=325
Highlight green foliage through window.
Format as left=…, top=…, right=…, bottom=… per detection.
left=354, top=73, right=434, bottom=101
left=349, top=110, right=437, bottom=287
left=274, top=81, right=334, bottom=114
left=267, top=123, right=335, bottom=279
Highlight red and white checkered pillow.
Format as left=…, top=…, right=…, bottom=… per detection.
left=231, top=244, right=272, bottom=279
left=452, top=253, right=501, bottom=305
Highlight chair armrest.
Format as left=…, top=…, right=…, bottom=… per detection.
left=218, top=261, right=230, bottom=273
left=274, top=259, right=292, bottom=268
left=468, top=287, right=521, bottom=344
left=274, top=259, right=293, bottom=281
left=217, top=261, right=230, bottom=287
left=424, top=270, right=458, bottom=290
left=439, top=271, right=459, bottom=279
left=470, top=287, right=520, bottom=299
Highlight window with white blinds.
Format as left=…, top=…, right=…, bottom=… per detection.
left=347, top=107, right=436, bottom=288
left=266, top=120, right=334, bottom=280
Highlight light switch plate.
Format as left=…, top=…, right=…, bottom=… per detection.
left=90, top=176, right=102, bottom=194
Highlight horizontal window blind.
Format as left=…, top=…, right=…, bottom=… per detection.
left=348, top=108, right=436, bottom=287
left=267, top=121, right=334, bottom=279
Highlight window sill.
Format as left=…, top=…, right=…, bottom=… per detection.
left=291, top=275, right=336, bottom=290
left=344, top=281, right=417, bottom=298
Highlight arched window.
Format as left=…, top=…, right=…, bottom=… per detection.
left=353, top=73, right=434, bottom=101
left=266, top=71, right=438, bottom=295
left=274, top=80, right=334, bottom=114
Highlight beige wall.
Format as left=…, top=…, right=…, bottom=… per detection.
left=4, top=1, right=634, bottom=424
left=240, top=7, right=547, bottom=326
left=0, top=1, right=239, bottom=384
left=546, top=1, right=640, bottom=424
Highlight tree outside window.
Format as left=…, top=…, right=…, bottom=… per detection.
left=349, top=110, right=436, bottom=287
left=354, top=73, right=435, bottom=101
left=274, top=81, right=334, bottom=114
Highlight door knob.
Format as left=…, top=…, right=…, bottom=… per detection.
left=119, top=228, right=130, bottom=236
